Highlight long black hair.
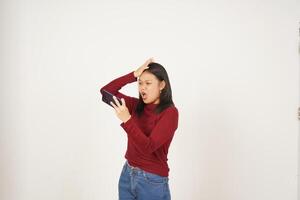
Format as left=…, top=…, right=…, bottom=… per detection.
left=135, top=62, right=174, bottom=117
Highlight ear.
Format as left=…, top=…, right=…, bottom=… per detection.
left=159, top=80, right=166, bottom=90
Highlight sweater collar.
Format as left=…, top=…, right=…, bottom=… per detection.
left=145, top=102, right=158, bottom=110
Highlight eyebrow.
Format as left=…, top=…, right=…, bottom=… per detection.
left=138, top=79, right=153, bottom=82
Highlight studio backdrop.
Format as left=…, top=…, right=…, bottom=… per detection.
left=0, top=0, right=299, bottom=200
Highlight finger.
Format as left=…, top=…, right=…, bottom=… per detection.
left=144, top=63, right=150, bottom=69
left=113, top=96, right=121, bottom=107
left=110, top=101, right=119, bottom=111
left=121, top=98, right=126, bottom=107
left=145, top=58, right=152, bottom=65
left=146, top=58, right=153, bottom=67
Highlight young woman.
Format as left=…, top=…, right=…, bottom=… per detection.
left=100, top=58, right=179, bottom=200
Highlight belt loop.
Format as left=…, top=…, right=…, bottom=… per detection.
left=127, top=162, right=133, bottom=176
left=127, top=161, right=135, bottom=170
left=142, top=171, right=147, bottom=179
left=127, top=161, right=131, bottom=169
left=165, top=176, right=169, bottom=183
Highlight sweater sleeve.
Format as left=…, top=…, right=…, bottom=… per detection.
left=120, top=107, right=179, bottom=154
left=100, top=71, right=138, bottom=114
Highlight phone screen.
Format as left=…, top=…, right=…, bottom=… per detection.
left=101, top=89, right=122, bottom=107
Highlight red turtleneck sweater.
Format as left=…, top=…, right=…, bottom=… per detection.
left=100, top=71, right=178, bottom=177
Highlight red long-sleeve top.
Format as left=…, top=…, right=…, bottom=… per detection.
left=100, top=71, right=179, bottom=177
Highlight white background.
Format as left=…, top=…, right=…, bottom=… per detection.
left=1, top=0, right=299, bottom=200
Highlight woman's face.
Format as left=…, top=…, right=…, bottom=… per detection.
left=138, top=71, right=165, bottom=104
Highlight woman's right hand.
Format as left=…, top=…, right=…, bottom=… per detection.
left=134, top=58, right=154, bottom=78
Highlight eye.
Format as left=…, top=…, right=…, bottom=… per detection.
left=146, top=82, right=151, bottom=85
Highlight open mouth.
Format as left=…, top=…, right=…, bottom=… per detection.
left=141, top=92, right=147, bottom=99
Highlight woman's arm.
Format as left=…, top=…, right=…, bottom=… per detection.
left=120, top=107, right=179, bottom=154
left=100, top=71, right=138, bottom=113
left=100, top=58, right=154, bottom=114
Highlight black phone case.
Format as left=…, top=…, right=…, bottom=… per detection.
left=102, top=89, right=122, bottom=107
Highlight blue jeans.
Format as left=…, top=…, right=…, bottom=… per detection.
left=118, top=161, right=171, bottom=200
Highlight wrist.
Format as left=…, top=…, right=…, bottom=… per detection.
left=133, top=71, right=137, bottom=78
left=123, top=115, right=131, bottom=123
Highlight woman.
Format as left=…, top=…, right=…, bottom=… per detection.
left=100, top=58, right=179, bottom=200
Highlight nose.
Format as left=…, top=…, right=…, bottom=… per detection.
left=140, top=85, right=147, bottom=91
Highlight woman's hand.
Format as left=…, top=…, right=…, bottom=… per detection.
left=110, top=96, right=131, bottom=123
left=134, top=58, right=154, bottom=78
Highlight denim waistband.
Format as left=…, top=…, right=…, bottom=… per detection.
left=126, top=161, right=141, bottom=170
left=124, top=160, right=169, bottom=183
left=125, top=161, right=146, bottom=175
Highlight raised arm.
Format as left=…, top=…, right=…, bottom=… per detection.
left=100, top=71, right=138, bottom=113
left=100, top=58, right=154, bottom=113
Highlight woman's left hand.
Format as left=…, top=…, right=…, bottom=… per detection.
left=110, top=96, right=132, bottom=123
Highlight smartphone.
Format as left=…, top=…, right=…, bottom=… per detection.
left=101, top=89, right=122, bottom=107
